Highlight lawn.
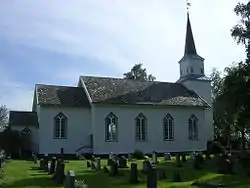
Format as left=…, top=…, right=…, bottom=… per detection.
left=0, top=157, right=250, bottom=188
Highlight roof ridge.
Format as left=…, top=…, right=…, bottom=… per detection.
left=36, top=84, right=81, bottom=89
left=81, top=75, right=180, bottom=85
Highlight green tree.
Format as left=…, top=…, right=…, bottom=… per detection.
left=0, top=105, right=8, bottom=131
left=123, top=63, right=156, bottom=81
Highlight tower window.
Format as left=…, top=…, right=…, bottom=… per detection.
left=187, top=68, right=189, bottom=73
left=190, top=67, right=194, bottom=73
left=180, top=70, right=182, bottom=76
left=201, top=68, right=204, bottom=74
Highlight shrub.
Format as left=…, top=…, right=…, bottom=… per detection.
left=133, top=149, right=144, bottom=159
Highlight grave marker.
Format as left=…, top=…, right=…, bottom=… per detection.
left=129, top=163, right=138, bottom=184
left=65, top=170, right=75, bottom=188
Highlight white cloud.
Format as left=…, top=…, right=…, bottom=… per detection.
left=0, top=69, right=33, bottom=111
left=0, top=0, right=247, bottom=110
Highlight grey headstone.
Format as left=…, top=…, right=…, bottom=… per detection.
left=128, top=153, right=132, bottom=161
left=65, top=170, right=75, bottom=188
left=96, top=157, right=101, bottom=170
left=146, top=166, right=157, bottom=188
left=164, top=153, right=171, bottom=161
left=152, top=151, right=158, bottom=164
left=129, top=163, right=138, bottom=184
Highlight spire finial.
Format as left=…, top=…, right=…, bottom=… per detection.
left=186, top=0, right=191, bottom=14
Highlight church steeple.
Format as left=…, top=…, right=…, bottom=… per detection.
left=184, top=13, right=197, bottom=55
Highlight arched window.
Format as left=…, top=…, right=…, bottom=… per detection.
left=190, top=67, right=194, bottom=73
left=163, top=114, right=174, bottom=140
left=105, top=113, right=118, bottom=142
left=201, top=68, right=204, bottom=74
left=135, top=113, right=147, bottom=141
left=54, top=112, right=67, bottom=139
left=188, top=115, right=198, bottom=140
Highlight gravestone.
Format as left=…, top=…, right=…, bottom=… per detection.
left=190, top=152, right=196, bottom=161
left=48, top=157, right=57, bottom=175
left=110, top=160, right=119, bottom=176
left=142, top=160, right=152, bottom=174
left=0, top=157, right=2, bottom=168
left=146, top=166, right=157, bottom=188
left=65, top=170, right=75, bottom=188
left=53, top=161, right=65, bottom=184
left=172, top=172, right=182, bottom=182
left=164, top=153, right=171, bottom=161
left=44, top=157, right=49, bottom=171
left=158, top=168, right=167, bottom=179
left=103, top=166, right=109, bottom=173
left=193, top=154, right=203, bottom=170
left=107, top=153, right=114, bottom=166
left=128, top=153, right=132, bottom=162
left=96, top=157, right=101, bottom=170
left=32, top=153, right=38, bottom=163
left=91, top=162, right=96, bottom=170
left=129, top=163, right=138, bottom=184
left=217, top=155, right=233, bottom=174
left=205, top=153, right=211, bottom=160
left=39, top=158, right=44, bottom=169
left=175, top=154, right=182, bottom=167
left=152, top=151, right=158, bottom=164
left=118, top=156, right=127, bottom=168
left=87, top=161, right=91, bottom=168
left=181, top=154, right=186, bottom=162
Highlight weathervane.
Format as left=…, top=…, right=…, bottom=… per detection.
left=186, top=0, right=191, bottom=13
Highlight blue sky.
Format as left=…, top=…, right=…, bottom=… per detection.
left=0, top=0, right=246, bottom=111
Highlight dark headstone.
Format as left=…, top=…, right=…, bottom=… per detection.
left=158, top=168, right=167, bottom=179
left=172, top=172, right=182, bottom=182
left=193, top=154, right=203, bottom=170
left=91, top=162, right=96, bottom=170
left=87, top=161, right=91, bottom=168
left=48, top=157, right=57, bottom=175
left=142, top=160, right=152, bottom=174
left=176, top=154, right=182, bottom=167
left=146, top=166, right=157, bottom=188
left=118, top=156, right=127, bottom=168
left=65, top=170, right=75, bottom=188
left=107, top=158, right=113, bottom=166
left=129, top=163, right=138, bottom=184
left=103, top=166, right=109, bottom=173
left=217, top=155, right=233, bottom=174
left=109, top=160, right=118, bottom=176
left=181, top=154, right=186, bottom=162
left=54, top=162, right=65, bottom=184
left=39, top=158, right=43, bottom=169
left=0, top=158, right=2, bottom=168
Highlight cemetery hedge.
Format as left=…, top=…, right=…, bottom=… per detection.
left=1, top=157, right=250, bottom=188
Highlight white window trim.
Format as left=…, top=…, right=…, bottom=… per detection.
left=189, top=115, right=198, bottom=140
left=105, top=113, right=118, bottom=142
left=164, top=114, right=174, bottom=141
left=135, top=114, right=147, bottom=142
left=54, top=113, right=67, bottom=139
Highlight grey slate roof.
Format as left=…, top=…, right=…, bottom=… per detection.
left=36, top=84, right=90, bottom=107
left=81, top=76, right=210, bottom=107
left=9, top=111, right=38, bottom=127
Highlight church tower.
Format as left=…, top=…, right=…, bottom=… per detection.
left=177, top=12, right=213, bottom=141
left=177, top=13, right=212, bottom=106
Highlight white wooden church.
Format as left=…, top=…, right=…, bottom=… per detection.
left=9, top=14, right=213, bottom=156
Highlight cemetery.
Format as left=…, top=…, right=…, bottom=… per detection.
left=0, top=150, right=250, bottom=188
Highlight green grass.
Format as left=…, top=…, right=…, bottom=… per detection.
left=0, top=157, right=250, bottom=188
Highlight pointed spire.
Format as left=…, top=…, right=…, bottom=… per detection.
left=184, top=13, right=197, bottom=55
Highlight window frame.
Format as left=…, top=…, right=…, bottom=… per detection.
left=163, top=114, right=174, bottom=141
left=53, top=112, right=67, bottom=139
left=188, top=114, right=198, bottom=140
left=135, top=113, right=147, bottom=142
left=105, top=112, right=118, bottom=142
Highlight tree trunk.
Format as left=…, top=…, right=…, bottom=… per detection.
left=241, top=127, right=246, bottom=151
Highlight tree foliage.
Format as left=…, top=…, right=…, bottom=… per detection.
left=0, top=105, right=8, bottom=131
left=211, top=1, right=250, bottom=149
left=123, top=63, right=156, bottom=81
